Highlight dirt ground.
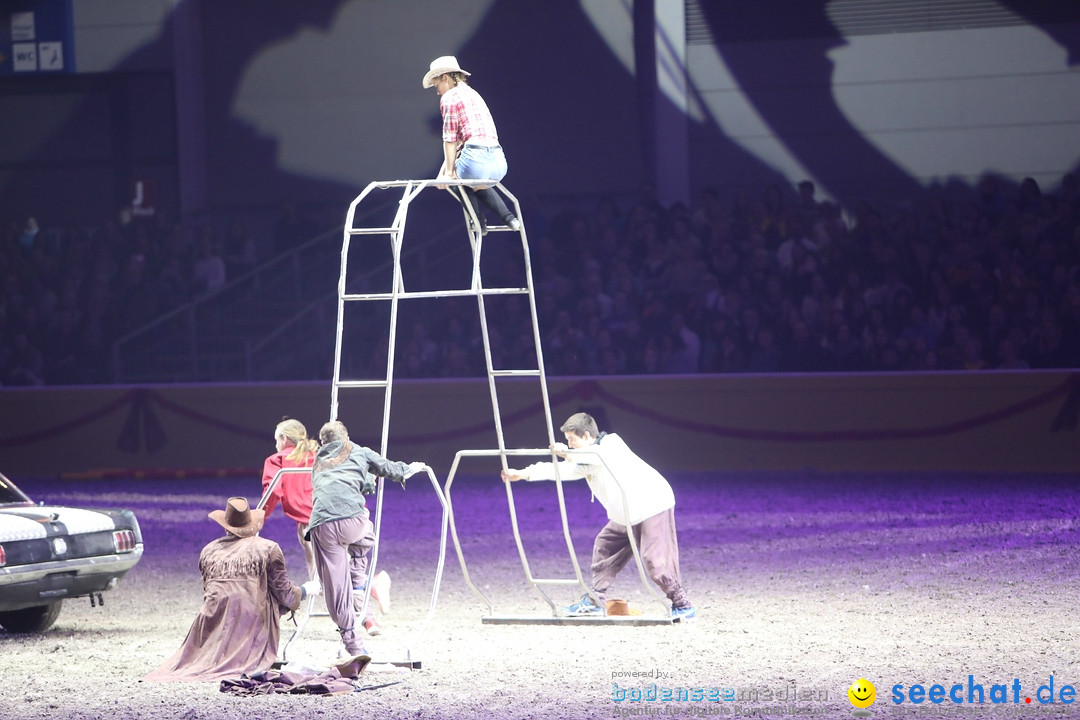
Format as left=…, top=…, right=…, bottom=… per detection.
left=2, top=470, right=1079, bottom=720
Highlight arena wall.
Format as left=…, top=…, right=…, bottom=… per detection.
left=2, top=371, right=1076, bottom=479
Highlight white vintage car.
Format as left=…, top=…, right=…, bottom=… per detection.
left=0, top=472, right=143, bottom=632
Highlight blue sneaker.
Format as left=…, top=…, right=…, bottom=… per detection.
left=671, top=605, right=697, bottom=621
left=560, top=594, right=604, bottom=616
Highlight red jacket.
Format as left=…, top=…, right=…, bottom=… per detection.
left=261, top=450, right=314, bottom=524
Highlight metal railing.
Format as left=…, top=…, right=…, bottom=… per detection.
left=109, top=196, right=464, bottom=383
left=109, top=226, right=339, bottom=383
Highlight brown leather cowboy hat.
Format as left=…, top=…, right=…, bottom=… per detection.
left=208, top=497, right=264, bottom=537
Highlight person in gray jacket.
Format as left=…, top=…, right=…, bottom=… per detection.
left=308, top=420, right=425, bottom=674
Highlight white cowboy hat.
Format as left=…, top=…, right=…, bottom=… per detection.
left=422, top=55, right=470, bottom=88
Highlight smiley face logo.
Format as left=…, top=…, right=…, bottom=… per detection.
left=848, top=678, right=876, bottom=709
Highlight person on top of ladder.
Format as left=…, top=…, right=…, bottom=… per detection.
left=502, top=412, right=697, bottom=621
left=423, top=55, right=521, bottom=235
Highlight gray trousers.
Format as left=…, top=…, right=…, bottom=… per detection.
left=295, top=520, right=317, bottom=582
left=591, top=507, right=690, bottom=608
left=310, top=514, right=375, bottom=652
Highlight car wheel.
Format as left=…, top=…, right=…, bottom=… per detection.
left=0, top=601, right=62, bottom=632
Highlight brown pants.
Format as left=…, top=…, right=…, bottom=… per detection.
left=309, top=514, right=376, bottom=650
left=590, top=507, right=690, bottom=608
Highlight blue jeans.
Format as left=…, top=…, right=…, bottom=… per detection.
left=456, top=144, right=507, bottom=184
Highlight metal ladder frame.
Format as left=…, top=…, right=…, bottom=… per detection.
left=332, top=178, right=670, bottom=629
left=330, top=178, right=498, bottom=625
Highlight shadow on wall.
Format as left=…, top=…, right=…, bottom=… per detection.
left=696, top=0, right=1080, bottom=209
left=0, top=0, right=645, bottom=225
left=3, top=0, right=1079, bottom=225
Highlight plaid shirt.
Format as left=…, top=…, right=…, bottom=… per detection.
left=440, top=83, right=499, bottom=145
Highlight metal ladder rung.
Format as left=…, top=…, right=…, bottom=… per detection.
left=530, top=578, right=583, bottom=586
left=336, top=379, right=389, bottom=389
left=490, top=369, right=541, bottom=378
left=348, top=227, right=399, bottom=235
left=342, top=288, right=529, bottom=302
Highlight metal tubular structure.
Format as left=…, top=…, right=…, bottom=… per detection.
left=255, top=467, right=322, bottom=661
left=255, top=464, right=450, bottom=666
left=443, top=449, right=674, bottom=626
left=330, top=178, right=672, bottom=630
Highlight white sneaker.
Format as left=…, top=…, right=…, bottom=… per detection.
left=371, top=570, right=391, bottom=614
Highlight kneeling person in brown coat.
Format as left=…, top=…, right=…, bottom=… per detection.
left=145, top=497, right=320, bottom=682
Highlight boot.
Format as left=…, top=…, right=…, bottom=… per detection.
left=334, top=653, right=372, bottom=678
left=335, top=627, right=371, bottom=678
left=338, top=626, right=367, bottom=657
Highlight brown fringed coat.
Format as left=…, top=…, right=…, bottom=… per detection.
left=144, top=534, right=302, bottom=682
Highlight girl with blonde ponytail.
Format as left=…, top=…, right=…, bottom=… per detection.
left=260, top=417, right=319, bottom=584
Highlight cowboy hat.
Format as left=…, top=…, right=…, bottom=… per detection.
left=422, top=55, right=470, bottom=88
left=209, top=497, right=264, bottom=537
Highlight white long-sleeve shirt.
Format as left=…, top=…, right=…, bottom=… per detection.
left=522, top=433, right=675, bottom=526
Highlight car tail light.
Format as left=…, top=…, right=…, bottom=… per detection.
left=112, top=530, right=137, bottom=553
left=0, top=543, right=5, bottom=566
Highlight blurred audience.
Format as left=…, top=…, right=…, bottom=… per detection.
left=511, top=174, right=1080, bottom=376
left=3, top=173, right=1078, bottom=385
left=0, top=211, right=246, bottom=384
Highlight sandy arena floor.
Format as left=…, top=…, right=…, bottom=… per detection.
left=2, top=470, right=1079, bottom=720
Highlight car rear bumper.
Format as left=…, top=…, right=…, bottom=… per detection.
left=0, top=546, right=144, bottom=611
